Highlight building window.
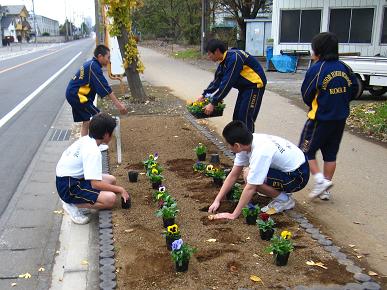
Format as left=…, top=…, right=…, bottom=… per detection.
left=280, top=9, right=321, bottom=43
left=382, top=7, right=387, bottom=44
left=329, top=8, right=374, bottom=43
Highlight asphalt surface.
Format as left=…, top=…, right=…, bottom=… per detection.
left=0, top=39, right=94, bottom=215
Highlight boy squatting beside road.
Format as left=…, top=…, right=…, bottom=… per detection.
left=56, top=113, right=130, bottom=225
left=198, top=39, right=267, bottom=132
left=299, top=32, right=359, bottom=201
left=208, top=121, right=310, bottom=219
left=66, top=44, right=128, bottom=137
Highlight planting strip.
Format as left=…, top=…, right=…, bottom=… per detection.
left=183, top=112, right=381, bottom=290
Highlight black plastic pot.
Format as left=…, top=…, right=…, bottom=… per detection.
left=128, top=170, right=139, bottom=182
left=245, top=214, right=257, bottom=225
left=197, top=153, right=206, bottom=161
left=152, top=181, right=162, bottom=190
left=210, top=153, right=220, bottom=164
left=259, top=228, right=274, bottom=241
left=213, top=177, right=223, bottom=187
left=175, top=260, right=189, bottom=272
left=121, top=197, right=131, bottom=209
left=275, top=252, right=290, bottom=266
left=163, top=217, right=175, bottom=228
left=166, top=235, right=181, bottom=251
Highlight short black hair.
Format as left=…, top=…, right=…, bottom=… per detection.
left=94, top=44, right=110, bottom=58
left=311, top=32, right=339, bottom=61
left=222, top=121, right=253, bottom=146
left=89, top=113, right=116, bottom=139
left=205, top=39, right=228, bottom=53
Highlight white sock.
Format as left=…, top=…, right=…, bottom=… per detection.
left=276, top=192, right=289, bottom=202
left=314, top=172, right=324, bottom=183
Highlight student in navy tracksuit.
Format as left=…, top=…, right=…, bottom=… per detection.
left=299, top=32, right=359, bottom=200
left=66, top=44, right=127, bottom=136
left=199, top=39, right=267, bottom=132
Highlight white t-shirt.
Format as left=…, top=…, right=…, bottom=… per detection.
left=56, top=136, right=102, bottom=181
left=234, top=134, right=306, bottom=185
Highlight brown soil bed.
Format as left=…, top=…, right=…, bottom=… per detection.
left=108, top=113, right=354, bottom=289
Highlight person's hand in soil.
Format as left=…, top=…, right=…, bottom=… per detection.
left=204, top=103, right=214, bottom=115
left=120, top=187, right=130, bottom=202
left=117, top=101, right=128, bottom=115
left=213, top=212, right=236, bottom=220
left=208, top=200, right=220, bottom=213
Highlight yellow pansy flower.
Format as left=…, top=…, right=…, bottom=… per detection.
left=149, top=154, right=154, bottom=160
left=206, top=165, right=214, bottom=171
left=281, top=230, right=292, bottom=240
left=167, top=224, right=179, bottom=234
left=151, top=168, right=159, bottom=175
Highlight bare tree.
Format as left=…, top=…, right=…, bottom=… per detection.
left=217, top=0, right=269, bottom=41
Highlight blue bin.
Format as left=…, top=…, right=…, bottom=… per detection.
left=266, top=46, right=273, bottom=70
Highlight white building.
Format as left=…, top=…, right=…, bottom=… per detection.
left=28, top=14, right=59, bottom=36
left=271, top=0, right=387, bottom=56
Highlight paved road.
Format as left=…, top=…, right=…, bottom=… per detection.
left=0, top=39, right=94, bottom=215
left=139, top=46, right=387, bottom=276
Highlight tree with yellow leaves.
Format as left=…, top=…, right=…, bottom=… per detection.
left=103, top=0, right=147, bottom=102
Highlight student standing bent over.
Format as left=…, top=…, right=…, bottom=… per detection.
left=299, top=32, right=358, bottom=200
left=199, top=39, right=266, bottom=132
left=56, top=113, right=130, bottom=224
left=66, top=44, right=128, bottom=137
left=208, top=121, right=309, bottom=220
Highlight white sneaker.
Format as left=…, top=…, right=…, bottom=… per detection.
left=63, top=202, right=90, bottom=225
left=99, top=144, right=109, bottom=151
left=261, top=196, right=295, bottom=214
left=79, top=208, right=91, bottom=215
left=309, top=179, right=333, bottom=199
left=319, top=190, right=331, bottom=201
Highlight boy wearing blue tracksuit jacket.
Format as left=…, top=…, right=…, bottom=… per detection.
left=199, top=39, right=267, bottom=132
left=66, top=45, right=127, bottom=137
left=299, top=32, right=359, bottom=200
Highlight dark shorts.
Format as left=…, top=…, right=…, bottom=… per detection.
left=56, top=176, right=100, bottom=204
left=66, top=95, right=100, bottom=122
left=265, top=160, right=310, bottom=193
left=233, top=86, right=265, bottom=132
left=299, top=119, right=346, bottom=162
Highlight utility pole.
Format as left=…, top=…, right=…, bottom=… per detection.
left=94, top=0, right=100, bottom=45
left=31, top=0, right=37, bottom=44
left=201, top=0, right=209, bottom=55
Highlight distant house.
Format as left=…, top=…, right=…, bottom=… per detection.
left=2, top=5, right=31, bottom=42
left=271, top=0, right=387, bottom=56
left=1, top=16, right=16, bottom=43
left=28, top=13, right=59, bottom=37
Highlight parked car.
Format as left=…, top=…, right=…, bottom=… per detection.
left=341, top=56, right=387, bottom=98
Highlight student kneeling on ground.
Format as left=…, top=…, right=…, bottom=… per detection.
left=56, top=113, right=130, bottom=225
left=208, top=121, right=310, bottom=220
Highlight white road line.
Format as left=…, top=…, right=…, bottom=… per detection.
left=0, top=51, right=82, bottom=129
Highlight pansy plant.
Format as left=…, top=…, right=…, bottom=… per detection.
left=242, top=203, right=261, bottom=217
left=257, top=212, right=276, bottom=231
left=170, top=239, right=197, bottom=266
left=266, top=230, right=294, bottom=256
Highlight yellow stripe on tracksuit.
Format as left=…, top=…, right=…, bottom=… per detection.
left=308, top=91, right=319, bottom=120
left=240, top=66, right=264, bottom=88
left=77, top=85, right=91, bottom=104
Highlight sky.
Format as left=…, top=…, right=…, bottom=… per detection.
left=1, top=0, right=95, bottom=25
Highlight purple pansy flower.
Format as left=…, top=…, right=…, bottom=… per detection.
left=247, top=202, right=256, bottom=211
left=171, top=239, right=183, bottom=251
left=154, top=152, right=159, bottom=160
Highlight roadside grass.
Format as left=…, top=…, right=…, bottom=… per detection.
left=171, top=48, right=201, bottom=59
left=347, top=101, right=387, bottom=142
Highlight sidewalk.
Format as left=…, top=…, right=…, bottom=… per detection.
left=139, top=46, right=387, bottom=276
left=0, top=102, right=97, bottom=290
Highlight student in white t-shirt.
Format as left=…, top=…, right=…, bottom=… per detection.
left=208, top=121, right=310, bottom=220
left=56, top=113, right=130, bottom=224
